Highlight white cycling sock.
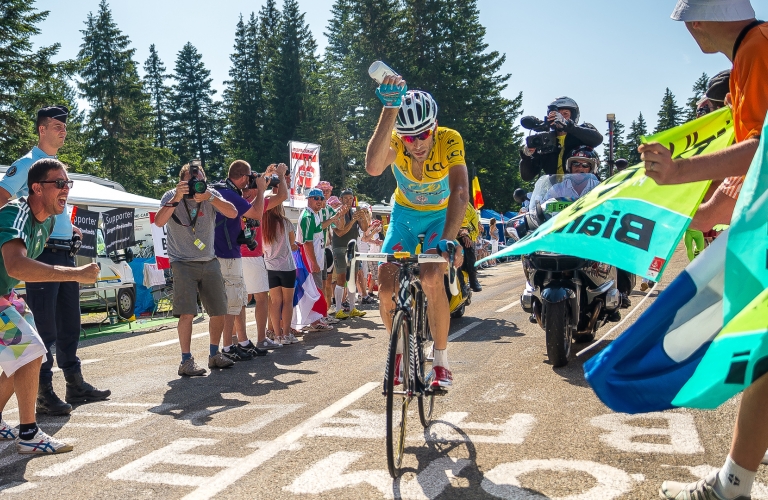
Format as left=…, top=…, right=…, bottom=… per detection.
left=349, top=291, right=357, bottom=309
left=716, top=455, right=755, bottom=500
left=433, top=348, right=449, bottom=369
left=334, top=286, right=344, bottom=312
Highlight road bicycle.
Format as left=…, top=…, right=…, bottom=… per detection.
left=345, top=238, right=458, bottom=477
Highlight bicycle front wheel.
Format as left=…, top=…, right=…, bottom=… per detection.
left=386, top=310, right=410, bottom=478
left=414, top=289, right=435, bottom=427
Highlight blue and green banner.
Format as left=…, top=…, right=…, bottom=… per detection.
left=480, top=107, right=734, bottom=280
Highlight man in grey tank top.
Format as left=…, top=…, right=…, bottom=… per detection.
left=331, top=189, right=369, bottom=319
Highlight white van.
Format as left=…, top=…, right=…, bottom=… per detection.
left=0, top=166, right=161, bottom=319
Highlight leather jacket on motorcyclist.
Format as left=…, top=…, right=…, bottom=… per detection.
left=519, top=122, right=603, bottom=182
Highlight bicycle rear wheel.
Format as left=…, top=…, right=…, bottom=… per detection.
left=414, top=289, right=435, bottom=427
left=386, top=310, right=410, bottom=478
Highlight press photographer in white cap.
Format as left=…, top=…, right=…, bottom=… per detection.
left=641, top=1, right=768, bottom=499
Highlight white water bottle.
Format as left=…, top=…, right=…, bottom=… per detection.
left=368, top=61, right=398, bottom=84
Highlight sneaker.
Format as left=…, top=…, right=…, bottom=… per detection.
left=240, top=340, right=268, bottom=357
left=334, top=310, right=350, bottom=320
left=16, top=429, right=73, bottom=454
left=208, top=352, right=235, bottom=369
left=0, top=420, right=18, bottom=440
left=324, top=316, right=340, bottom=325
left=178, top=357, right=207, bottom=377
left=261, top=337, right=283, bottom=350
left=286, top=333, right=300, bottom=344
left=361, top=296, right=375, bottom=305
left=430, top=366, right=453, bottom=389
left=221, top=344, right=254, bottom=362
left=276, top=336, right=291, bottom=346
left=659, top=470, right=745, bottom=500
left=349, top=308, right=367, bottom=318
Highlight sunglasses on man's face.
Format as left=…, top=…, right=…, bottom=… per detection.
left=39, top=179, right=73, bottom=189
left=570, top=162, right=591, bottom=169
left=400, top=128, right=434, bottom=144
left=309, top=196, right=324, bottom=201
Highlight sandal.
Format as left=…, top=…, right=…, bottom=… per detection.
left=265, top=329, right=275, bottom=340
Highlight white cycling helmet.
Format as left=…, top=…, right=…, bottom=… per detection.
left=396, top=90, right=438, bottom=135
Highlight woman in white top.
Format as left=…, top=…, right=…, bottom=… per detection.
left=262, top=204, right=298, bottom=345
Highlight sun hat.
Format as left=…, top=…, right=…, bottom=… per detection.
left=671, top=0, right=755, bottom=22
left=327, top=196, right=342, bottom=207
left=317, top=180, right=333, bottom=191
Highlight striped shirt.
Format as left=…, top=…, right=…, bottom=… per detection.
left=0, top=200, right=55, bottom=295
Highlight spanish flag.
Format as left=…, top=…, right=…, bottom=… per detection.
left=472, top=176, right=485, bottom=209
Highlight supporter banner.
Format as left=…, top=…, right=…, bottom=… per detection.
left=102, top=207, right=135, bottom=255
left=480, top=107, right=734, bottom=280
left=585, top=114, right=768, bottom=412
left=71, top=207, right=99, bottom=258
left=289, top=141, right=321, bottom=208
left=148, top=212, right=169, bottom=270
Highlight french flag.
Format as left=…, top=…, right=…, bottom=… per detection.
left=584, top=230, right=728, bottom=413
left=291, top=245, right=328, bottom=328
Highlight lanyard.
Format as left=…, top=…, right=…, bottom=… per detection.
left=182, top=199, right=202, bottom=233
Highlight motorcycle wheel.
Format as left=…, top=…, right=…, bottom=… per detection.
left=544, top=300, right=572, bottom=367
left=450, top=303, right=465, bottom=318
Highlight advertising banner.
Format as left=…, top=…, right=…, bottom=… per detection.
left=481, top=107, right=734, bottom=280
left=71, top=207, right=100, bottom=258
left=148, top=212, right=170, bottom=270
left=288, top=141, right=321, bottom=208
left=102, top=207, right=135, bottom=255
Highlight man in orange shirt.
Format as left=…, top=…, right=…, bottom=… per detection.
left=639, top=1, right=768, bottom=499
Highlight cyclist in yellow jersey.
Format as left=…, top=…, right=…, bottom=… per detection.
left=366, top=76, right=469, bottom=389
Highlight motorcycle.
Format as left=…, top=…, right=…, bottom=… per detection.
left=506, top=174, right=624, bottom=367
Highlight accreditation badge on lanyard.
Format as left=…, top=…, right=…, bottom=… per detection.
left=183, top=200, right=206, bottom=251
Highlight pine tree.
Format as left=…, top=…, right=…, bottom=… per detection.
left=78, top=0, right=170, bottom=195
left=655, top=87, right=683, bottom=133
left=0, top=0, right=66, bottom=163
left=223, top=13, right=265, bottom=167
left=169, top=42, right=224, bottom=179
left=685, top=72, right=709, bottom=122
left=143, top=44, right=171, bottom=149
left=258, top=0, right=282, bottom=139
left=626, top=112, right=648, bottom=165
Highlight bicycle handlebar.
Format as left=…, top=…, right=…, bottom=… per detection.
left=345, top=241, right=459, bottom=296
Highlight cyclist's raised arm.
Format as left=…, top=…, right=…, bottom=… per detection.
left=366, top=108, right=398, bottom=176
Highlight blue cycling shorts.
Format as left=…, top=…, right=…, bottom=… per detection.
left=381, top=203, right=446, bottom=254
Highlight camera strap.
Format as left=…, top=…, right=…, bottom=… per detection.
left=170, top=199, right=202, bottom=233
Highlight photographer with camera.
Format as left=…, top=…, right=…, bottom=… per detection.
left=154, top=161, right=238, bottom=376
left=212, top=160, right=284, bottom=361
left=0, top=106, right=110, bottom=416
left=519, top=97, right=603, bottom=182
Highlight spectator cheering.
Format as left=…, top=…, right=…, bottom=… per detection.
left=153, top=161, right=238, bottom=376
left=261, top=204, right=298, bottom=345
left=331, top=188, right=369, bottom=319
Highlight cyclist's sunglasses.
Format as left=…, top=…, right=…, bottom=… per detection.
left=696, top=107, right=711, bottom=117
left=399, top=128, right=434, bottom=143
left=38, top=179, right=74, bottom=189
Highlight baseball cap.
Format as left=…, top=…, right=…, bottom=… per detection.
left=671, top=0, right=755, bottom=22
left=307, top=188, right=324, bottom=199
left=37, top=105, right=69, bottom=124
left=340, top=188, right=354, bottom=197
left=705, top=69, right=731, bottom=103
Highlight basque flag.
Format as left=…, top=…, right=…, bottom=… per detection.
left=291, top=245, right=327, bottom=328
left=584, top=230, right=727, bottom=413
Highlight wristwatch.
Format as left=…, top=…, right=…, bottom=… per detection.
left=208, top=192, right=215, bottom=201
left=164, top=202, right=180, bottom=207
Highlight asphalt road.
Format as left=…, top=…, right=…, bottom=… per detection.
left=1, top=248, right=767, bottom=499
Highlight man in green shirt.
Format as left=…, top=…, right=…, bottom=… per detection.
left=0, top=159, right=99, bottom=454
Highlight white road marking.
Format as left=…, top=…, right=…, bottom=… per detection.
left=36, top=439, right=139, bottom=477
left=285, top=451, right=470, bottom=499
left=146, top=332, right=207, bottom=349
left=480, top=383, right=514, bottom=403
left=56, top=411, right=153, bottom=429
left=107, top=438, right=225, bottom=486
left=494, top=301, right=519, bottom=313
left=177, top=404, right=302, bottom=434
left=481, top=459, right=634, bottom=500
left=52, top=359, right=102, bottom=373
left=447, top=321, right=482, bottom=342
left=308, top=410, right=384, bottom=439
left=180, top=381, right=379, bottom=500
left=591, top=413, right=704, bottom=454
left=427, top=412, right=536, bottom=444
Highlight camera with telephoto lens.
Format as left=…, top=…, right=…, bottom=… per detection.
left=186, top=159, right=207, bottom=198
left=521, top=104, right=559, bottom=155
left=247, top=172, right=280, bottom=190
left=237, top=218, right=260, bottom=251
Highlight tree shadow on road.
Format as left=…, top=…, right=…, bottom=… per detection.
left=449, top=317, right=525, bottom=344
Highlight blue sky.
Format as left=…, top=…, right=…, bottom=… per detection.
left=35, top=0, right=767, bottom=147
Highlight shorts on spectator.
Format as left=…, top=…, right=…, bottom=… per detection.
left=218, top=257, right=247, bottom=315
left=242, top=256, right=269, bottom=294
left=0, top=292, right=47, bottom=376
left=332, top=247, right=348, bottom=275
left=267, top=270, right=296, bottom=289
left=170, top=259, right=228, bottom=317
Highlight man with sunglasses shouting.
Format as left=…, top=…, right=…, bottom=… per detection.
left=366, top=77, right=469, bottom=390
left=0, top=106, right=111, bottom=416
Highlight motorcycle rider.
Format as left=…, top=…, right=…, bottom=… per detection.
left=519, top=97, right=603, bottom=182
left=544, top=147, right=601, bottom=200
